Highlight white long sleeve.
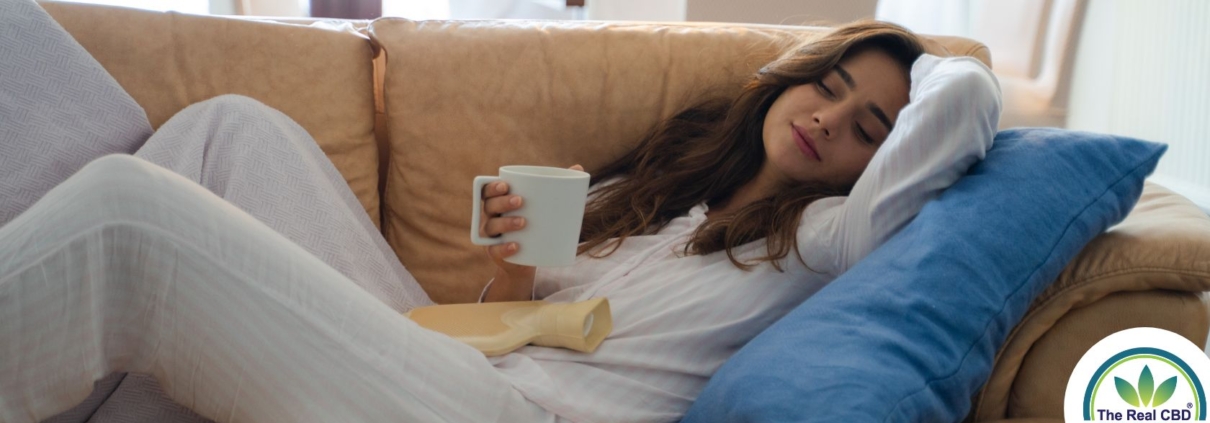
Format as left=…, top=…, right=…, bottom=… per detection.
left=802, top=53, right=1002, bottom=273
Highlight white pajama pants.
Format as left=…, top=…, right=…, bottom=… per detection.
left=0, top=97, right=555, bottom=422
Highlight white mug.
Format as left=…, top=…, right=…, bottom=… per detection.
left=471, top=165, right=590, bottom=267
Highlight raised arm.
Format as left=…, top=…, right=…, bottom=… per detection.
left=804, top=54, right=1002, bottom=273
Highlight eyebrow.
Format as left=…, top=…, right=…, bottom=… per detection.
left=834, top=65, right=895, bottom=132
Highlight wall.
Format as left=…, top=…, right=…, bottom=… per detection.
left=423, top=0, right=663, bottom=21
left=447, top=0, right=575, bottom=19
left=1065, top=0, right=1210, bottom=212
left=686, top=0, right=877, bottom=25
left=210, top=0, right=234, bottom=14
left=414, top=0, right=870, bottom=23
left=585, top=0, right=684, bottom=21
left=214, top=0, right=306, bottom=16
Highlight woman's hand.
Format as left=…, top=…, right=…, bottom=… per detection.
left=480, top=164, right=585, bottom=302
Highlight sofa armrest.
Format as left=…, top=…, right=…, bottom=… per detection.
left=970, top=181, right=1210, bottom=421
left=1011, top=290, right=1207, bottom=418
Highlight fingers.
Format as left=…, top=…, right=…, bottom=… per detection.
left=484, top=215, right=525, bottom=237
left=484, top=194, right=522, bottom=215
left=570, top=164, right=584, bottom=171
left=482, top=181, right=510, bottom=199
left=479, top=179, right=524, bottom=240
left=486, top=242, right=520, bottom=261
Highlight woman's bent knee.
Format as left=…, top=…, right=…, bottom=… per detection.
left=76, top=153, right=171, bottom=181
left=74, top=154, right=163, bottom=188
left=164, top=94, right=312, bottom=156
left=188, top=94, right=282, bottom=123
left=64, top=155, right=215, bottom=223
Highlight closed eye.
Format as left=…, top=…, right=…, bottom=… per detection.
left=855, top=123, right=875, bottom=145
left=815, top=81, right=834, bottom=98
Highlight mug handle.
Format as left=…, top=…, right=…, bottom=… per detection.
left=471, top=175, right=506, bottom=246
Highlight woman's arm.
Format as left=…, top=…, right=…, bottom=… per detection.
left=806, top=54, right=1002, bottom=272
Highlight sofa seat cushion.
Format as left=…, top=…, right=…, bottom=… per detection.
left=369, top=18, right=991, bottom=303
left=41, top=2, right=384, bottom=227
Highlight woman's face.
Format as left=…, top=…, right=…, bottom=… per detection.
left=761, top=48, right=911, bottom=189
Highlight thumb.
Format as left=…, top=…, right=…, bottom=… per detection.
left=570, top=164, right=584, bottom=171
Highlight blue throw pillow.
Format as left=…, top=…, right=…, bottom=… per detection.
left=681, top=128, right=1167, bottom=423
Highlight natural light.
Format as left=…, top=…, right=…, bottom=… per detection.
left=69, top=0, right=454, bottom=19
left=70, top=0, right=209, bottom=14
left=382, top=0, right=450, bottom=19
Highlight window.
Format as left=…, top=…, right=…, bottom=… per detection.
left=68, top=0, right=210, bottom=14
left=382, top=0, right=450, bottom=19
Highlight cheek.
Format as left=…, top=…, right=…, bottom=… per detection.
left=782, top=89, right=818, bottom=116
left=761, top=105, right=785, bottom=149
left=770, top=86, right=819, bottom=119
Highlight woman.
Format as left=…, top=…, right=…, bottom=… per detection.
left=472, top=21, right=999, bottom=423
left=0, top=7, right=999, bottom=423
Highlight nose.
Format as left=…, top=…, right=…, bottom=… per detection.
left=813, top=113, right=835, bottom=140
left=813, top=103, right=855, bottom=141
left=813, top=116, right=829, bottom=139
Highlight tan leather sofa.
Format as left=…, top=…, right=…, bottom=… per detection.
left=38, top=1, right=1210, bottom=422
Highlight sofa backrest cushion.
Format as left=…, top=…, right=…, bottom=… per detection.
left=41, top=2, right=384, bottom=227
left=680, top=128, right=1165, bottom=422
left=370, top=18, right=991, bottom=304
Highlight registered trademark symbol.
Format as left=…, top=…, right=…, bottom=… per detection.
left=1189, top=402, right=1194, bottom=409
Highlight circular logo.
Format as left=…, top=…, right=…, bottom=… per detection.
left=1065, top=328, right=1210, bottom=421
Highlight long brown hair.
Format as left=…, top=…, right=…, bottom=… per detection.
left=578, top=20, right=925, bottom=270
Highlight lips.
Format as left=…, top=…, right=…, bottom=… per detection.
left=791, top=123, right=821, bottom=162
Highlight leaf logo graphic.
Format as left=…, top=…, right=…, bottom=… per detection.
left=1115, top=365, right=1179, bottom=408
